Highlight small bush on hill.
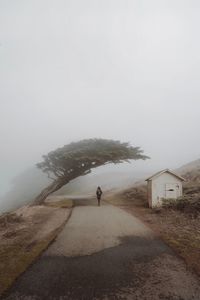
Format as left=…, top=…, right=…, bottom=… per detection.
left=162, top=196, right=200, bottom=217
left=0, top=213, right=23, bottom=228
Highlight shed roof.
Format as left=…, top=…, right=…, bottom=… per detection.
left=145, top=169, right=185, bottom=182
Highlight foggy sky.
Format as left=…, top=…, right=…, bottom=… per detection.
left=1, top=0, right=200, bottom=195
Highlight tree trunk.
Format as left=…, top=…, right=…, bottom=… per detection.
left=34, top=178, right=68, bottom=205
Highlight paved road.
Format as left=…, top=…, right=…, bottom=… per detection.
left=3, top=200, right=200, bottom=300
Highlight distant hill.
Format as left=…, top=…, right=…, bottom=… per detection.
left=1, top=158, right=199, bottom=214
left=176, top=159, right=200, bottom=186
left=0, top=164, right=148, bottom=213
left=119, top=158, right=200, bottom=205
left=54, top=170, right=147, bottom=196
left=0, top=167, right=51, bottom=213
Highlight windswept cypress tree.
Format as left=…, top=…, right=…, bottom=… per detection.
left=34, top=139, right=149, bottom=204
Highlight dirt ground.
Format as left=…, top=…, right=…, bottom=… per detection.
left=0, top=203, right=71, bottom=296
left=106, top=193, right=200, bottom=276
left=3, top=200, right=200, bottom=300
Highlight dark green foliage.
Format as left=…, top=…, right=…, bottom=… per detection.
left=37, top=139, right=149, bottom=180
left=35, top=139, right=149, bottom=204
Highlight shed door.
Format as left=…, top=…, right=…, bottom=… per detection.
left=165, top=183, right=179, bottom=199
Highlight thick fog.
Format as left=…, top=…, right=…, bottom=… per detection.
left=0, top=1, right=200, bottom=205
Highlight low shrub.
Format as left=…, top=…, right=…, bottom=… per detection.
left=0, top=213, right=24, bottom=228
left=162, top=196, right=200, bottom=217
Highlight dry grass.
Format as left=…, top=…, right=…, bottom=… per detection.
left=0, top=213, right=24, bottom=228
left=0, top=205, right=71, bottom=296
left=107, top=186, right=200, bottom=276
left=0, top=230, right=59, bottom=295
left=45, top=198, right=73, bottom=209
left=151, top=211, right=200, bottom=276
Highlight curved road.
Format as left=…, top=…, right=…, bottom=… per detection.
left=3, top=200, right=200, bottom=300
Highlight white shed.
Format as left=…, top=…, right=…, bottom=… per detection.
left=146, top=169, right=185, bottom=208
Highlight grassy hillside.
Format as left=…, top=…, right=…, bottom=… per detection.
left=118, top=158, right=200, bottom=214
left=176, top=158, right=200, bottom=185
left=1, top=158, right=199, bottom=214
left=177, top=159, right=200, bottom=201
left=109, top=158, right=200, bottom=276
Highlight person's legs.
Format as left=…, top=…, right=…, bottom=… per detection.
left=97, top=196, right=101, bottom=206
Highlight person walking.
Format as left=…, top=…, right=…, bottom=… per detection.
left=96, top=186, right=103, bottom=206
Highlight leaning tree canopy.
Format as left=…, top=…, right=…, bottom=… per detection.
left=34, top=139, right=149, bottom=204
left=37, top=139, right=149, bottom=180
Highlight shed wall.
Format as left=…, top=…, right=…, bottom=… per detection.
left=147, top=180, right=152, bottom=207
left=150, top=173, right=183, bottom=207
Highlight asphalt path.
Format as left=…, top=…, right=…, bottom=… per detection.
left=3, top=200, right=200, bottom=300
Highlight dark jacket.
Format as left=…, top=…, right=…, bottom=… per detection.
left=96, top=188, right=102, bottom=198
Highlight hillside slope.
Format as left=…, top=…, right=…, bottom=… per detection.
left=119, top=158, right=200, bottom=207
left=177, top=159, right=200, bottom=187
